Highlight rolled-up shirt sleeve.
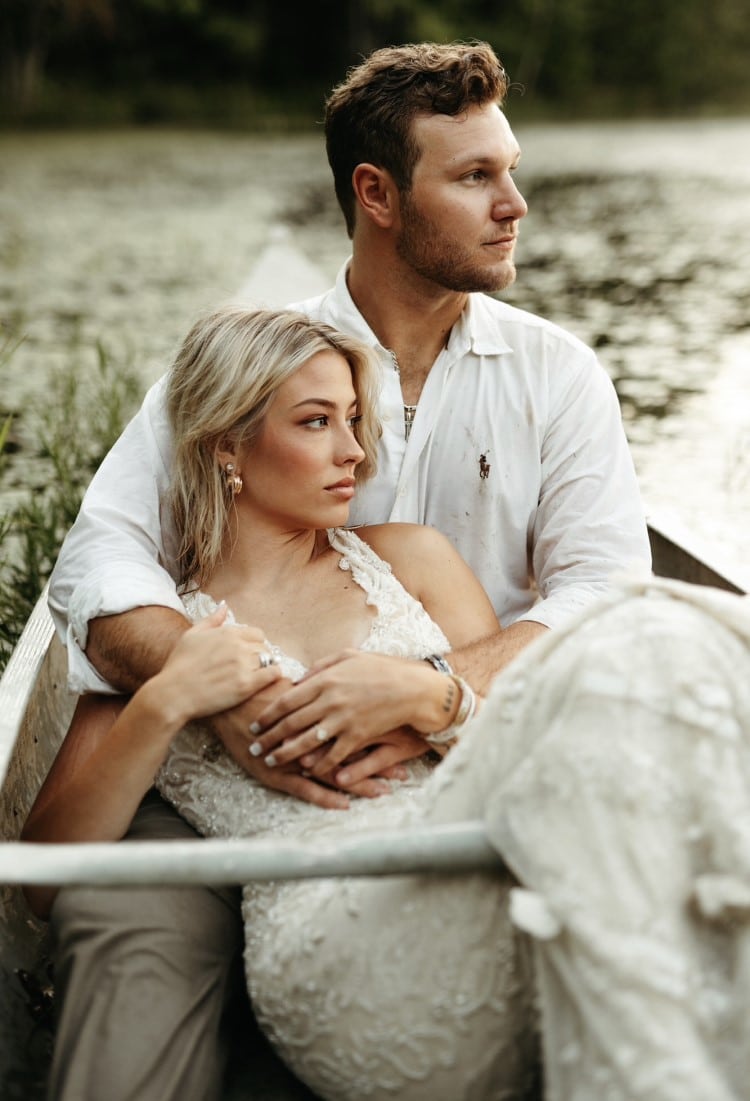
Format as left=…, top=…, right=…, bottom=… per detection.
left=48, top=375, right=184, bottom=693
left=519, top=344, right=650, bottom=630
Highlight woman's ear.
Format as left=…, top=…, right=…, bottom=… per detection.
left=351, top=163, right=399, bottom=229
left=213, top=435, right=238, bottom=472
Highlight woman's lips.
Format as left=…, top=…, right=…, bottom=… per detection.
left=325, top=478, right=356, bottom=499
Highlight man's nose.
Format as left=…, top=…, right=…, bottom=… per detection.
left=493, top=177, right=527, bottom=221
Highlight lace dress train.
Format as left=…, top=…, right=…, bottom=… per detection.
left=424, top=576, right=750, bottom=1101
left=157, top=531, right=750, bottom=1101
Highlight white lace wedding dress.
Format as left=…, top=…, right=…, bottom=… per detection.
left=156, top=529, right=750, bottom=1101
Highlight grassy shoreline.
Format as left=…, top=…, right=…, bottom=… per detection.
left=0, top=338, right=141, bottom=670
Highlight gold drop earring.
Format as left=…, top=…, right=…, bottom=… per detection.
left=224, top=462, right=243, bottom=495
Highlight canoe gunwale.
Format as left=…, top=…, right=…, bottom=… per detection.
left=0, top=586, right=56, bottom=794
left=647, top=511, right=750, bottom=595
left=0, top=824, right=501, bottom=886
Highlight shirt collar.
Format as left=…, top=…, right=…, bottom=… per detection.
left=328, top=261, right=383, bottom=350
left=330, top=258, right=514, bottom=360
left=453, top=293, right=514, bottom=358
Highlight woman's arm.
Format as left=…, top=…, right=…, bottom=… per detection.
left=22, top=606, right=282, bottom=918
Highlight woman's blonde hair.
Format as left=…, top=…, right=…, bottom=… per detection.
left=166, top=305, right=381, bottom=587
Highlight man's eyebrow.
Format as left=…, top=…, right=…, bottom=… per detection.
left=454, top=150, right=522, bottom=167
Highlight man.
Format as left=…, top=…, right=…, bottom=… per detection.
left=46, top=41, right=650, bottom=1100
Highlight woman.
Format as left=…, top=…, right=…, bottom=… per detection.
left=25, top=307, right=750, bottom=1101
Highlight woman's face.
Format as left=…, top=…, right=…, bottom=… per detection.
left=234, top=349, right=366, bottom=532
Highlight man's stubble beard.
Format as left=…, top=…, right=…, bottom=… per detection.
left=395, top=195, right=517, bottom=295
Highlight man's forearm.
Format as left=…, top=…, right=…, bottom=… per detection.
left=450, top=621, right=548, bottom=695
left=86, top=606, right=191, bottom=692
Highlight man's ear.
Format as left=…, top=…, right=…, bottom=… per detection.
left=351, top=163, right=399, bottom=229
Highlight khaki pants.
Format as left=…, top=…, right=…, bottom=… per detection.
left=48, top=790, right=245, bottom=1101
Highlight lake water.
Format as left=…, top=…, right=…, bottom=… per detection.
left=1, top=120, right=749, bottom=574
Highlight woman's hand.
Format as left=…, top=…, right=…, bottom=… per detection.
left=158, top=611, right=397, bottom=809
left=247, top=650, right=456, bottom=777
left=210, top=689, right=359, bottom=811
left=151, top=604, right=283, bottom=728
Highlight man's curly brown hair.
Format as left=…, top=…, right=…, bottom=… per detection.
left=324, top=41, right=509, bottom=238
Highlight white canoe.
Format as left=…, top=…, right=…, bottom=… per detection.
left=2, top=230, right=749, bottom=1096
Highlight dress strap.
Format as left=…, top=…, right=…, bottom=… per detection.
left=327, top=528, right=451, bottom=657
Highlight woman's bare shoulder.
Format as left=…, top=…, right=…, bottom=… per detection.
left=353, top=523, right=455, bottom=583
left=350, top=523, right=497, bottom=643
left=355, top=522, right=451, bottom=558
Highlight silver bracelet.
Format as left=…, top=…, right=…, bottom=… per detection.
left=425, top=675, right=477, bottom=745
left=423, top=653, right=454, bottom=676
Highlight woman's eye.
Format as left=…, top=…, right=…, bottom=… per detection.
left=305, top=416, right=328, bottom=429
left=348, top=414, right=363, bottom=427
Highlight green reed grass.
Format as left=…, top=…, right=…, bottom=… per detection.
left=1, top=338, right=141, bottom=669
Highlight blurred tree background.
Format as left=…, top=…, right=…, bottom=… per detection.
left=1, top=0, right=749, bottom=126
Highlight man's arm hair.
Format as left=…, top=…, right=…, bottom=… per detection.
left=87, top=606, right=191, bottom=692
left=450, top=621, right=549, bottom=695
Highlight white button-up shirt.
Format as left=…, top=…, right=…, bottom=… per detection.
left=49, top=263, right=650, bottom=693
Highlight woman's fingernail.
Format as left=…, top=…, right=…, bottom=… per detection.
left=249, top=742, right=262, bottom=757
left=249, top=721, right=262, bottom=735
left=337, top=770, right=350, bottom=784
left=264, top=754, right=277, bottom=768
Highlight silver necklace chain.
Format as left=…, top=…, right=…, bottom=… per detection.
left=388, top=350, right=417, bottom=441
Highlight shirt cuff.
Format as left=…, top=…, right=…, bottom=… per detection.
left=515, top=583, right=609, bottom=632
left=65, top=563, right=187, bottom=694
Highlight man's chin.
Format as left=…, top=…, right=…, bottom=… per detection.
left=462, top=263, right=517, bottom=295
left=488, top=261, right=517, bottom=292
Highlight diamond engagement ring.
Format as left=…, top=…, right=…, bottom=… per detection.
left=315, top=725, right=330, bottom=742
left=257, top=651, right=275, bottom=669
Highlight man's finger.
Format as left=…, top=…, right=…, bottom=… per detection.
left=334, top=743, right=419, bottom=786
left=337, top=777, right=391, bottom=799
left=276, top=773, right=350, bottom=810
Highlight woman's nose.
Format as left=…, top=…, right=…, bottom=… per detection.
left=338, top=426, right=365, bottom=465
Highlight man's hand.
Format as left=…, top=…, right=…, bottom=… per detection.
left=324, top=727, right=440, bottom=788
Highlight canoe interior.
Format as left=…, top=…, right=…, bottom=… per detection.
left=1, top=518, right=747, bottom=1097
left=0, top=606, right=74, bottom=1098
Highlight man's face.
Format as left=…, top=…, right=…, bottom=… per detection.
left=395, top=103, right=527, bottom=294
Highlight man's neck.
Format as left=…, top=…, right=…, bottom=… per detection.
left=347, top=252, right=468, bottom=404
